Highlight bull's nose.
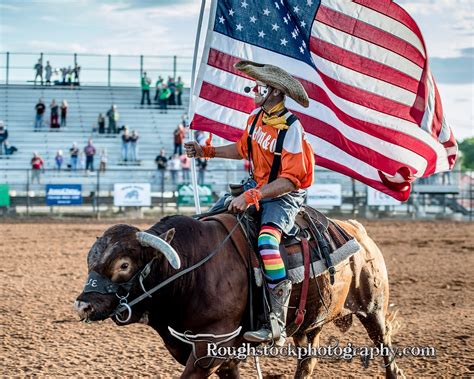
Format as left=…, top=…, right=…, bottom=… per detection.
left=74, top=300, right=93, bottom=319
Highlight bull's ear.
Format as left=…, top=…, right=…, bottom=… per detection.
left=159, top=228, right=175, bottom=244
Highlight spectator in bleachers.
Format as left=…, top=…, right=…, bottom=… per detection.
left=167, top=76, right=176, bottom=106
left=130, top=130, right=139, bottom=162
left=97, top=113, right=106, bottom=134
left=69, top=142, right=79, bottom=171
left=180, top=153, right=191, bottom=183
left=84, top=139, right=96, bottom=172
left=45, top=61, right=52, bottom=86
left=121, top=127, right=130, bottom=161
left=31, top=152, right=44, bottom=184
left=169, top=154, right=181, bottom=185
left=173, top=124, right=185, bottom=155
left=159, top=83, right=171, bottom=113
left=155, top=148, right=168, bottom=184
left=34, top=98, right=46, bottom=130
left=154, top=75, right=164, bottom=102
left=0, top=121, right=8, bottom=155
left=197, top=158, right=207, bottom=185
left=50, top=99, right=60, bottom=129
left=34, top=58, right=43, bottom=86
left=73, top=63, right=81, bottom=85
left=61, top=67, right=67, bottom=84
left=60, top=100, right=68, bottom=127
left=99, top=148, right=108, bottom=172
left=176, top=76, right=184, bottom=106
left=67, top=66, right=73, bottom=85
left=181, top=113, right=189, bottom=128
left=107, top=104, right=119, bottom=134
left=55, top=150, right=64, bottom=171
left=3, top=141, right=17, bottom=156
left=140, top=72, right=152, bottom=105
left=78, top=151, right=86, bottom=170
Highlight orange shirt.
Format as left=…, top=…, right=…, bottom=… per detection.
left=236, top=108, right=315, bottom=189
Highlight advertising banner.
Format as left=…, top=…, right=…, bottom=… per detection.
left=177, top=184, right=213, bottom=206
left=46, top=184, right=82, bottom=206
left=307, top=184, right=342, bottom=206
left=0, top=184, right=10, bottom=207
left=114, top=183, right=151, bottom=207
left=367, top=187, right=402, bottom=206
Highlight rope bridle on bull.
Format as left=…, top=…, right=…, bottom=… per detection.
left=82, top=214, right=244, bottom=324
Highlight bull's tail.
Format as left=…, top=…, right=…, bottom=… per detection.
left=385, top=305, right=402, bottom=337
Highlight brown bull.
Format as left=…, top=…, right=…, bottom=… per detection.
left=74, top=215, right=404, bottom=378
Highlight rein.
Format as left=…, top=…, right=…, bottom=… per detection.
left=112, top=215, right=243, bottom=321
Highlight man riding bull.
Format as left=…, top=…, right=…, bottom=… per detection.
left=185, top=60, right=315, bottom=345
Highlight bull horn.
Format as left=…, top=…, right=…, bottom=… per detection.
left=136, top=231, right=181, bottom=269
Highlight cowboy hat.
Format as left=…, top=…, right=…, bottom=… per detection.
left=234, top=60, right=309, bottom=108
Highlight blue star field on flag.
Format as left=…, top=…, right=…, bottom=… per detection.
left=214, top=0, right=321, bottom=67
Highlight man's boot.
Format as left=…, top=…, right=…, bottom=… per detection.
left=244, top=279, right=292, bottom=346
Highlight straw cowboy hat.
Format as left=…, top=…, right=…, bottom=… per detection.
left=234, top=60, right=309, bottom=108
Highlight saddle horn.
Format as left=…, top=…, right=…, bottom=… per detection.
left=136, top=232, right=181, bottom=269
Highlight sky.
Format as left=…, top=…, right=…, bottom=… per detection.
left=0, top=0, right=472, bottom=140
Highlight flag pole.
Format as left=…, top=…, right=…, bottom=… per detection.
left=187, top=0, right=207, bottom=214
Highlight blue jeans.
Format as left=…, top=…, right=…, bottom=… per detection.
left=121, top=143, right=129, bottom=161
left=34, top=114, right=44, bottom=129
left=259, top=190, right=306, bottom=235
left=210, top=190, right=306, bottom=236
left=70, top=156, right=78, bottom=171
left=130, top=142, right=138, bottom=161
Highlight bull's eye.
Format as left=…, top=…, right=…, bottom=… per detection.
left=120, top=263, right=129, bottom=271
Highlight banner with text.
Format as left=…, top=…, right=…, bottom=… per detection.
left=177, top=184, right=213, bottom=206
left=114, top=183, right=151, bottom=207
left=307, top=184, right=342, bottom=207
left=367, top=187, right=402, bottom=206
left=46, top=184, right=82, bottom=206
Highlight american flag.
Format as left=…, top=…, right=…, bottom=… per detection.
left=190, top=0, right=458, bottom=201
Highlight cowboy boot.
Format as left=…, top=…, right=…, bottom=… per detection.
left=244, top=279, right=292, bottom=346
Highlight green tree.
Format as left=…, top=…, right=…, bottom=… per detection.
left=459, top=138, right=474, bottom=169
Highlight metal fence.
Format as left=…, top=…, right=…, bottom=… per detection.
left=0, top=168, right=472, bottom=220
left=0, top=51, right=193, bottom=86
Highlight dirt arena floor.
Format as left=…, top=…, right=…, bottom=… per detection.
left=0, top=218, right=472, bottom=378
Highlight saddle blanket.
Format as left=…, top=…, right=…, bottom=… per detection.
left=286, top=237, right=360, bottom=284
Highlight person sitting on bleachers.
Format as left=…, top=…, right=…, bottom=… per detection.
left=0, top=121, right=9, bottom=155
left=3, top=141, right=17, bottom=156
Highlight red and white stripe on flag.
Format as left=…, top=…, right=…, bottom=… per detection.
left=190, top=0, right=457, bottom=201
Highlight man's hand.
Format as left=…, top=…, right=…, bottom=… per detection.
left=228, top=193, right=249, bottom=213
left=184, top=141, right=204, bottom=158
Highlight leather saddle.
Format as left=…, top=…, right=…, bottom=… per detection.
left=201, top=205, right=354, bottom=285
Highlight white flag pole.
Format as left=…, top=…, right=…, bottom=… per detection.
left=187, top=0, right=207, bottom=214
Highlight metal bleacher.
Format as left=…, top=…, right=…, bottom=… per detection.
left=0, top=84, right=244, bottom=195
